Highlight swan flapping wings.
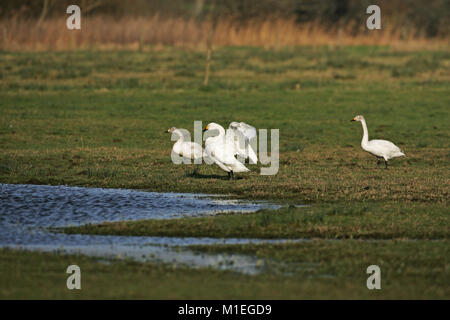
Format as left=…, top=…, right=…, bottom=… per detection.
left=226, top=122, right=258, bottom=164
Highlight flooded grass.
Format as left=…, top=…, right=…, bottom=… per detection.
left=1, top=239, right=448, bottom=299
left=0, top=183, right=284, bottom=276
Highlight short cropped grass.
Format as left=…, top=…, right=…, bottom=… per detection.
left=61, top=202, right=449, bottom=240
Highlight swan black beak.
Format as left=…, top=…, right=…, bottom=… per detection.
left=202, top=128, right=207, bottom=132
left=351, top=119, right=355, bottom=122
left=164, top=129, right=170, bottom=133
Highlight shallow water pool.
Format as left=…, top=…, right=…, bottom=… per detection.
left=0, top=183, right=299, bottom=275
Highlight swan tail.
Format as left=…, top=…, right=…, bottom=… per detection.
left=231, top=161, right=250, bottom=173
left=397, top=150, right=406, bottom=157
left=248, top=147, right=258, bottom=164
left=214, top=159, right=231, bottom=172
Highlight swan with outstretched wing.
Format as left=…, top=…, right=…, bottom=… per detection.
left=203, top=122, right=257, bottom=180
left=227, top=121, right=258, bottom=164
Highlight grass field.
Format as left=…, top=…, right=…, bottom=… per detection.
left=0, top=45, right=449, bottom=299
left=1, top=240, right=448, bottom=299
left=62, top=202, right=449, bottom=240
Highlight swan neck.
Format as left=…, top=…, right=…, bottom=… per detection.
left=217, top=126, right=226, bottom=137
left=212, top=126, right=226, bottom=140
left=361, top=119, right=369, bottom=145
left=173, top=129, right=184, bottom=142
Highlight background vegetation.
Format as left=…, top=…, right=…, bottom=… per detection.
left=1, top=0, right=448, bottom=50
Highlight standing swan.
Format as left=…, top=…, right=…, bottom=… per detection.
left=351, top=115, right=405, bottom=169
left=203, top=122, right=251, bottom=180
left=165, top=127, right=203, bottom=175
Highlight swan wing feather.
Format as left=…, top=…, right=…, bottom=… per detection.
left=367, top=139, right=405, bottom=159
left=227, top=122, right=258, bottom=163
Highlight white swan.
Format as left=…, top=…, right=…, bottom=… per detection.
left=227, top=122, right=258, bottom=164
left=203, top=122, right=252, bottom=180
left=351, top=115, right=405, bottom=168
left=165, top=127, right=203, bottom=175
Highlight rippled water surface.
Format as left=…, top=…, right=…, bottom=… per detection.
left=0, top=183, right=280, bottom=226
left=0, top=183, right=293, bottom=274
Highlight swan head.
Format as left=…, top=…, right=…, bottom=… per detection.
left=165, top=127, right=177, bottom=133
left=229, top=121, right=240, bottom=129
left=203, top=122, right=223, bottom=135
left=351, top=115, right=365, bottom=122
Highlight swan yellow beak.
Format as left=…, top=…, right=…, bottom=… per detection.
left=351, top=117, right=356, bottom=122
left=203, top=125, right=209, bottom=132
left=165, top=129, right=170, bottom=133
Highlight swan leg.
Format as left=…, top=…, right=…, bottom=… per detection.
left=228, top=171, right=234, bottom=181
left=384, top=160, right=388, bottom=169
left=192, top=165, right=199, bottom=176
left=377, top=158, right=381, bottom=168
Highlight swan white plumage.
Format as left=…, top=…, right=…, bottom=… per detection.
left=203, top=122, right=252, bottom=180
left=227, top=122, right=258, bottom=164
left=351, top=115, right=405, bottom=168
left=166, top=127, right=203, bottom=174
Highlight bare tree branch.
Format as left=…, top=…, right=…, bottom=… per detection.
left=36, top=0, right=53, bottom=27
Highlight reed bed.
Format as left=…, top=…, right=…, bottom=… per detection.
left=1, top=15, right=447, bottom=51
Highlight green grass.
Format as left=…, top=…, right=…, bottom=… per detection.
left=61, top=202, right=449, bottom=240
left=1, top=241, right=448, bottom=299
left=0, top=45, right=449, bottom=299
left=0, top=47, right=449, bottom=202
left=187, top=240, right=450, bottom=299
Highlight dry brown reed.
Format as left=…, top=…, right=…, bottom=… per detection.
left=0, top=15, right=447, bottom=51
